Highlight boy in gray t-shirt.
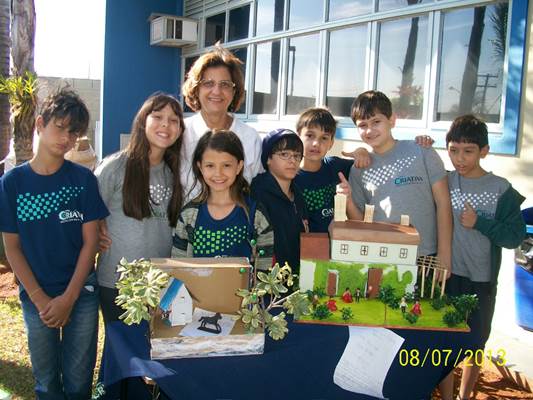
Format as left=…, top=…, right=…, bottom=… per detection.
left=349, top=91, right=452, bottom=271
left=445, top=115, right=526, bottom=400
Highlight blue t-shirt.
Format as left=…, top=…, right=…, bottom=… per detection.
left=0, top=161, right=109, bottom=298
left=295, top=156, right=352, bottom=233
left=192, top=202, right=254, bottom=258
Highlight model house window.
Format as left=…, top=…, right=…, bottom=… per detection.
left=340, top=244, right=349, bottom=254
left=380, top=247, right=388, bottom=257
left=360, top=245, right=368, bottom=256
left=400, top=248, right=408, bottom=259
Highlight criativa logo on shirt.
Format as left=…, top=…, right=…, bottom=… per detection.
left=58, top=209, right=84, bottom=223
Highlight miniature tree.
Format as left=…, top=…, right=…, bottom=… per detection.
left=312, top=304, right=332, bottom=320
left=378, top=284, right=395, bottom=324
left=115, top=258, right=170, bottom=325
left=452, top=294, right=478, bottom=321
left=341, top=307, right=353, bottom=321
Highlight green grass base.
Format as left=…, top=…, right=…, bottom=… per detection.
left=299, top=297, right=469, bottom=331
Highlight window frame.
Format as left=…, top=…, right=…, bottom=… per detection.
left=181, top=0, right=526, bottom=154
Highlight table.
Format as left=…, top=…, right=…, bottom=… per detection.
left=100, top=320, right=473, bottom=400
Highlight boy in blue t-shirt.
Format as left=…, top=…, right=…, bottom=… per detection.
left=294, top=107, right=367, bottom=232
left=444, top=115, right=526, bottom=400
left=0, top=89, right=109, bottom=399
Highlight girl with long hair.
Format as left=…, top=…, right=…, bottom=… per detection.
left=172, top=130, right=273, bottom=269
left=95, top=92, right=184, bottom=322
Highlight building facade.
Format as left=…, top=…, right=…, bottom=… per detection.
left=103, top=0, right=532, bottom=204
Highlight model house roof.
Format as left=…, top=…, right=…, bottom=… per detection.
left=160, top=278, right=186, bottom=312
left=329, top=220, right=420, bottom=245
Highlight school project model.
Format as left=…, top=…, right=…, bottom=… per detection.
left=296, top=201, right=473, bottom=331
left=150, top=257, right=264, bottom=360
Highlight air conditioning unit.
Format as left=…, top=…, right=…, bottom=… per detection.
left=149, top=13, right=198, bottom=47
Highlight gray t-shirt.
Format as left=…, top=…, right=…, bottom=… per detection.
left=95, top=152, right=175, bottom=288
left=349, top=140, right=446, bottom=256
left=448, top=170, right=509, bottom=282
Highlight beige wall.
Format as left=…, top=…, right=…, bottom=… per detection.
left=333, top=6, right=533, bottom=210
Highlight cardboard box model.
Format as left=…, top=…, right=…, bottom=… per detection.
left=149, top=257, right=264, bottom=360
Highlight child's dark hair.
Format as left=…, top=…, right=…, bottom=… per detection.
left=123, top=92, right=184, bottom=227
left=445, top=114, right=488, bottom=148
left=350, top=90, right=392, bottom=123
left=39, top=88, right=90, bottom=135
left=270, top=135, right=304, bottom=157
left=296, top=107, right=337, bottom=136
left=191, top=130, right=250, bottom=213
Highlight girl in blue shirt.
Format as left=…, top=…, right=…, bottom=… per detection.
left=173, top=130, right=273, bottom=270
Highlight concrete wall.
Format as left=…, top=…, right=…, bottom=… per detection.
left=38, top=77, right=100, bottom=144
left=102, top=0, right=183, bottom=156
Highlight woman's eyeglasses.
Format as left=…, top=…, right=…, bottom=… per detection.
left=199, top=79, right=236, bottom=91
left=274, top=151, right=303, bottom=162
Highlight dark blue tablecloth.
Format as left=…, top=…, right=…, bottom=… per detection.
left=100, top=320, right=472, bottom=400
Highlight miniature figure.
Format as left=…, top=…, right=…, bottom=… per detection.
left=326, top=296, right=338, bottom=312
left=198, top=312, right=223, bottom=334
left=355, top=288, right=361, bottom=303
left=400, top=297, right=407, bottom=313
left=312, top=293, right=320, bottom=310
left=342, top=288, right=353, bottom=303
left=411, top=300, right=422, bottom=316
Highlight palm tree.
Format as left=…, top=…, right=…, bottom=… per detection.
left=8, top=0, right=37, bottom=165
left=0, top=0, right=10, bottom=176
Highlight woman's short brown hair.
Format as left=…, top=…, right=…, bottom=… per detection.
left=182, top=45, right=245, bottom=113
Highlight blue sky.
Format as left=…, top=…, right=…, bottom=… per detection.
left=34, top=0, right=105, bottom=79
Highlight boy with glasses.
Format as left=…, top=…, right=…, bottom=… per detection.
left=251, top=129, right=308, bottom=274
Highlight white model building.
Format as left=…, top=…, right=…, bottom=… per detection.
left=159, top=278, right=193, bottom=326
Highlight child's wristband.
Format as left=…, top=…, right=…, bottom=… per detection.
left=28, top=287, right=42, bottom=299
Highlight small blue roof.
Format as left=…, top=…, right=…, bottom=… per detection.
left=160, top=278, right=183, bottom=312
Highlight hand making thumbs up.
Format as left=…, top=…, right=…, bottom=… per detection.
left=460, top=202, right=477, bottom=228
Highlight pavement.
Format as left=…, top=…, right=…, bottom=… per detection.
left=485, top=248, right=533, bottom=392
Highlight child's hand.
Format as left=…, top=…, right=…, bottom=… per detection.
left=40, top=294, right=75, bottom=328
left=336, top=172, right=351, bottom=197
left=342, top=148, right=372, bottom=168
left=415, top=135, right=434, bottom=147
left=460, top=202, right=477, bottom=229
left=98, top=219, right=112, bottom=252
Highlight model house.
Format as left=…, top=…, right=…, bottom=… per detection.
left=159, top=278, right=193, bottom=326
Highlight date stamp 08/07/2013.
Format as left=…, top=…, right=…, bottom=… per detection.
left=398, top=348, right=506, bottom=368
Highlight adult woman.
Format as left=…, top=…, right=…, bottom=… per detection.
left=181, top=45, right=262, bottom=200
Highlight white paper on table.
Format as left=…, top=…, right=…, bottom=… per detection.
left=179, top=307, right=237, bottom=337
left=333, top=326, right=405, bottom=399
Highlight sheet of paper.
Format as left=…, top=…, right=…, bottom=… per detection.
left=179, top=307, right=237, bottom=337
left=333, top=327, right=404, bottom=399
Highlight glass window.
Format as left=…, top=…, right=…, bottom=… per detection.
left=288, top=0, right=323, bottom=30
left=376, top=15, right=428, bottom=119
left=286, top=33, right=319, bottom=115
left=229, top=5, right=250, bottom=41
left=326, top=25, right=367, bottom=117
left=253, top=41, right=281, bottom=114
left=255, top=0, right=285, bottom=36
left=328, top=0, right=373, bottom=21
left=378, top=0, right=432, bottom=12
left=435, top=3, right=508, bottom=123
left=233, top=47, right=248, bottom=114
left=205, top=12, right=225, bottom=46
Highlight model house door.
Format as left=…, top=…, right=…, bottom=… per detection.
left=327, top=270, right=339, bottom=296
left=367, top=268, right=383, bottom=298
